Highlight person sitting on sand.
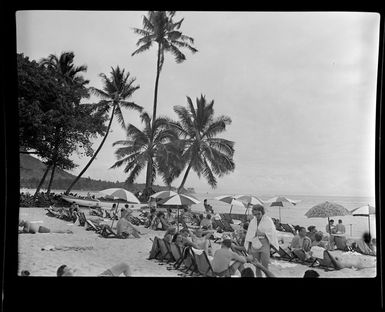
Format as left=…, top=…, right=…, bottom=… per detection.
left=311, top=231, right=330, bottom=250
left=335, top=219, right=346, bottom=234
left=116, top=211, right=141, bottom=238
left=56, top=262, right=131, bottom=277
left=145, top=208, right=157, bottom=228
left=164, top=227, right=177, bottom=243
left=150, top=211, right=171, bottom=231
left=200, top=214, right=213, bottom=230
left=165, top=208, right=176, bottom=225
left=172, top=232, right=199, bottom=249
left=306, top=225, right=318, bottom=242
left=212, top=239, right=253, bottom=277
left=354, top=232, right=376, bottom=256
left=19, top=220, right=73, bottom=234
left=290, top=227, right=312, bottom=260
left=203, top=199, right=214, bottom=214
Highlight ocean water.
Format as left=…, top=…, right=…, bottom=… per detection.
left=20, top=188, right=377, bottom=239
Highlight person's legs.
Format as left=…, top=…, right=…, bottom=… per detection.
left=38, top=226, right=51, bottom=233
left=254, top=251, right=263, bottom=277
left=229, top=261, right=245, bottom=275
left=108, top=262, right=131, bottom=276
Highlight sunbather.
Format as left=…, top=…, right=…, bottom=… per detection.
left=189, top=228, right=215, bottom=255
left=56, top=262, right=131, bottom=277
left=172, top=232, right=199, bottom=249
left=289, top=227, right=312, bottom=260
left=212, top=239, right=253, bottom=277
left=19, top=220, right=73, bottom=234
left=116, top=211, right=141, bottom=238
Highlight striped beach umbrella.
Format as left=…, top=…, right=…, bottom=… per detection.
left=234, top=195, right=264, bottom=215
left=350, top=204, right=375, bottom=235
left=150, top=190, right=178, bottom=200
left=99, top=188, right=140, bottom=204
left=215, top=195, right=247, bottom=215
left=158, top=194, right=200, bottom=231
left=305, top=201, right=351, bottom=235
left=265, top=196, right=300, bottom=222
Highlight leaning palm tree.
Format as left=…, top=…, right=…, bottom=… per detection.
left=111, top=112, right=183, bottom=198
left=169, top=95, right=235, bottom=192
left=132, top=11, right=197, bottom=129
left=64, top=66, right=142, bottom=194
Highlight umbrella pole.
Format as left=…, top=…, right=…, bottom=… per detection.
left=177, top=208, right=179, bottom=232
left=111, top=202, right=119, bottom=228
left=279, top=207, right=281, bottom=222
left=368, top=215, right=371, bottom=236
left=229, top=204, right=233, bottom=216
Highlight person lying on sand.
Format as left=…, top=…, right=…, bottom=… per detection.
left=116, top=210, right=141, bottom=238
left=19, top=220, right=73, bottom=234
left=56, top=262, right=131, bottom=277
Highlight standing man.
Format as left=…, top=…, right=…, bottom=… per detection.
left=335, top=219, right=346, bottom=234
left=244, top=205, right=279, bottom=277
left=203, top=199, right=214, bottom=214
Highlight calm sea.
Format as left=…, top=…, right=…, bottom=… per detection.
left=21, top=188, right=377, bottom=239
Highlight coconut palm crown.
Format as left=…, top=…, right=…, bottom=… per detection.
left=170, top=95, right=235, bottom=192
left=111, top=112, right=183, bottom=189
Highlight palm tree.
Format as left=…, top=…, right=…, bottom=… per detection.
left=132, top=11, right=197, bottom=193
left=111, top=112, right=183, bottom=198
left=64, top=66, right=142, bottom=194
left=170, top=95, right=235, bottom=192
left=132, top=11, right=198, bottom=127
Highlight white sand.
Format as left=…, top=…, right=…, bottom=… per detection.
left=18, top=208, right=376, bottom=278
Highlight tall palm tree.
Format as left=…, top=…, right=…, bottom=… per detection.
left=64, top=66, right=142, bottom=194
left=111, top=112, right=183, bottom=196
left=132, top=11, right=198, bottom=127
left=132, top=11, right=197, bottom=193
left=170, top=95, right=235, bottom=192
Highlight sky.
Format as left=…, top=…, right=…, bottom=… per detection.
left=16, top=11, right=379, bottom=197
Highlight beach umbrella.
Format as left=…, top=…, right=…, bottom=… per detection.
left=157, top=194, right=200, bottom=231
left=215, top=195, right=247, bottom=215
left=150, top=190, right=178, bottom=200
left=99, top=188, right=140, bottom=227
left=265, top=196, right=300, bottom=222
left=235, top=195, right=264, bottom=215
left=350, top=204, right=375, bottom=235
left=305, top=201, right=351, bottom=235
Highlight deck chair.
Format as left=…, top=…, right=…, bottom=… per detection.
left=309, top=247, right=343, bottom=270
left=148, top=237, right=162, bottom=260
left=158, top=239, right=175, bottom=263
left=170, top=242, right=184, bottom=268
left=45, top=208, right=61, bottom=218
left=220, top=213, right=234, bottom=224
left=334, top=235, right=349, bottom=251
left=99, top=225, right=122, bottom=238
left=280, top=223, right=296, bottom=234
left=85, top=219, right=103, bottom=232
left=220, top=219, right=235, bottom=232
left=191, top=248, right=215, bottom=277
left=77, top=211, right=87, bottom=226
left=270, top=244, right=295, bottom=261
left=178, top=247, right=198, bottom=276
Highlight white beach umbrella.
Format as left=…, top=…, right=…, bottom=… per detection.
left=350, top=204, right=375, bottom=236
left=150, top=190, right=178, bottom=200
left=265, top=196, right=300, bottom=222
left=215, top=195, right=247, bottom=215
left=99, top=188, right=140, bottom=204
left=235, top=195, right=264, bottom=215
left=157, top=194, right=200, bottom=231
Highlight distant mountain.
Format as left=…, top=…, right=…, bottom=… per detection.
left=19, top=154, right=195, bottom=193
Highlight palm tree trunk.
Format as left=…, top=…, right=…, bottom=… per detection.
left=46, top=162, right=57, bottom=195
left=151, top=43, right=162, bottom=130
left=64, top=105, right=116, bottom=195
left=177, top=162, right=192, bottom=193
left=33, top=164, right=52, bottom=198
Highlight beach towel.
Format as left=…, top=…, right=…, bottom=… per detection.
left=245, top=215, right=279, bottom=250
left=310, top=246, right=325, bottom=259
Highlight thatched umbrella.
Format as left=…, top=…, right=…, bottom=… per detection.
left=305, top=201, right=351, bottom=235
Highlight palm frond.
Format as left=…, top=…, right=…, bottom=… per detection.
left=120, top=101, right=143, bottom=112
left=201, top=158, right=217, bottom=188
left=132, top=42, right=153, bottom=56
left=89, top=87, right=111, bottom=100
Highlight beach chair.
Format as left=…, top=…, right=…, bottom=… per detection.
left=309, top=247, right=343, bottom=271
left=148, top=237, right=162, bottom=260
left=170, top=242, right=184, bottom=268
left=280, top=223, right=296, bottom=235
left=85, top=219, right=103, bottom=232
left=99, top=225, right=123, bottom=238
left=45, top=207, right=61, bottom=218
left=158, top=239, right=175, bottom=263
left=334, top=235, right=349, bottom=251
left=220, top=219, right=234, bottom=232
left=191, top=248, right=215, bottom=277
left=177, top=247, right=199, bottom=276
left=270, top=244, right=295, bottom=261
left=77, top=211, right=87, bottom=226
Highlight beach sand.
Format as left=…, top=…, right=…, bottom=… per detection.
left=18, top=208, right=376, bottom=278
